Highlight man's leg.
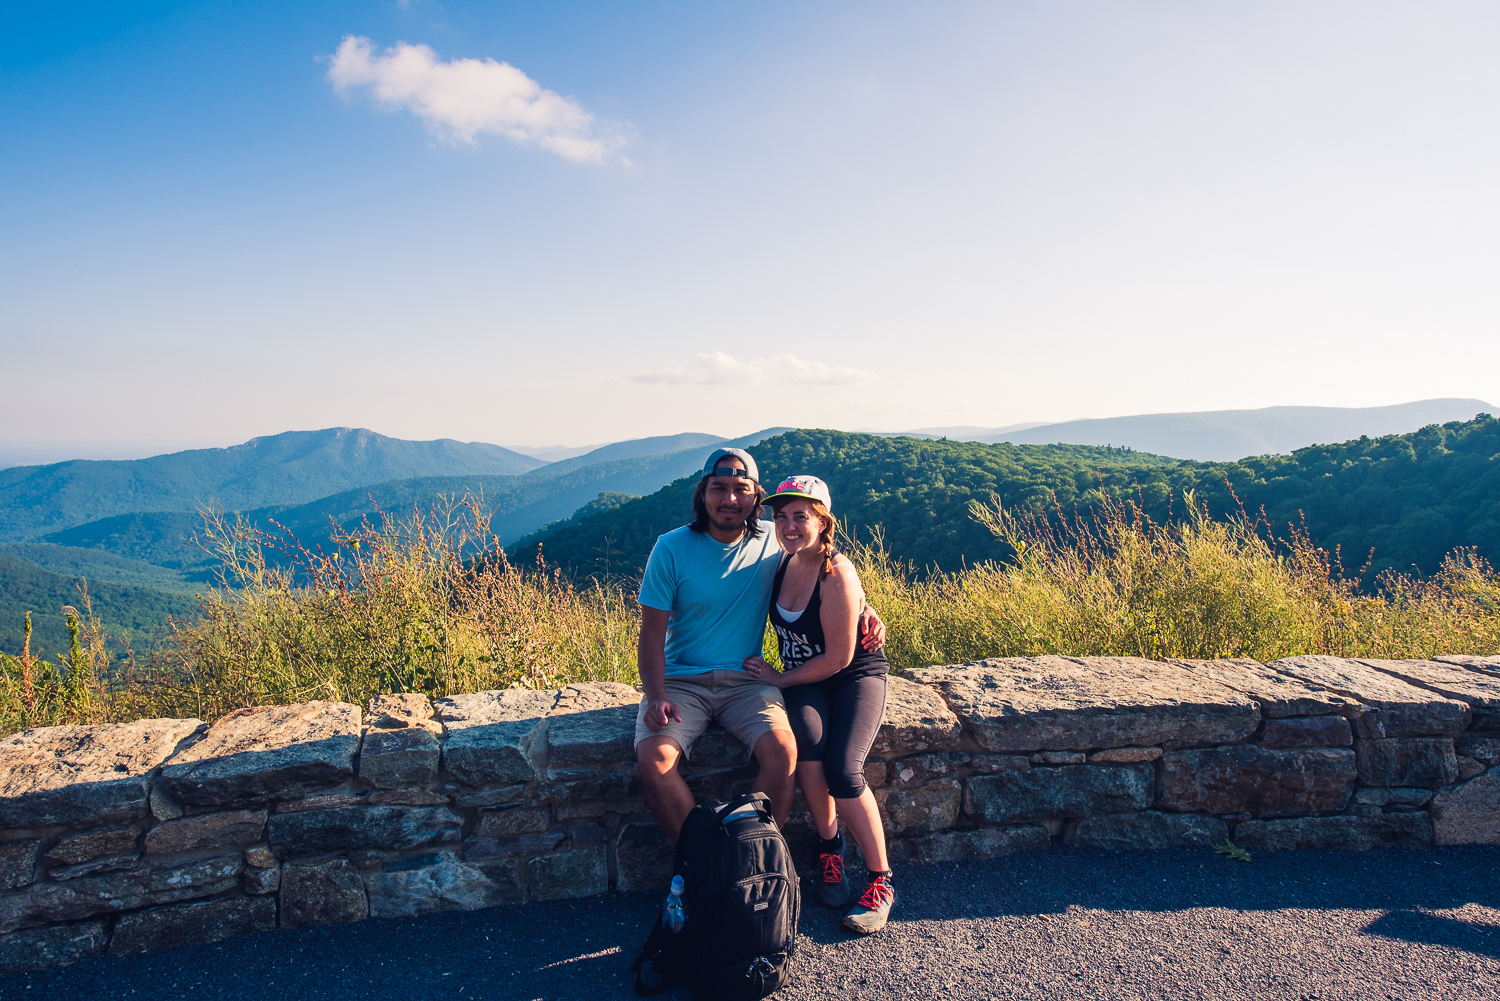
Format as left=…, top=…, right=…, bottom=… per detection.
left=751, top=728, right=798, bottom=828
left=637, top=735, right=696, bottom=844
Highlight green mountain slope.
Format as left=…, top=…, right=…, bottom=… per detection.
left=0, top=428, right=546, bottom=541
left=40, top=512, right=208, bottom=570
left=0, top=544, right=199, bottom=592
left=521, top=418, right=1500, bottom=580
left=0, top=552, right=200, bottom=657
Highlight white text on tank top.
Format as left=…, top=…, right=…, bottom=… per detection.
left=773, top=619, right=820, bottom=666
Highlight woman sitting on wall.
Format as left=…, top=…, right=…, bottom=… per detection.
left=742, top=475, right=896, bottom=934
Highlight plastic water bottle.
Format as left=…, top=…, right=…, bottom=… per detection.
left=662, top=875, right=687, bottom=933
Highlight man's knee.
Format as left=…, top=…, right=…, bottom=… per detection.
left=753, top=729, right=797, bottom=773
left=637, top=737, right=684, bottom=783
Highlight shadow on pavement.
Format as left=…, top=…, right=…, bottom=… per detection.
left=1363, top=907, right=1500, bottom=959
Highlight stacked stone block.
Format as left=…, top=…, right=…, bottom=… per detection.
left=1, top=655, right=1497, bottom=973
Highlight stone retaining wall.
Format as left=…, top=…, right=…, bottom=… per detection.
left=2, top=653, right=1497, bottom=971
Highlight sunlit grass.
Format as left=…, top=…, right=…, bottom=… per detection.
left=3, top=491, right=1497, bottom=736
left=0, top=498, right=640, bottom=734
left=857, top=492, right=1500, bottom=668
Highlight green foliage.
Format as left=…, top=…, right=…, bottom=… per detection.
left=0, top=597, right=144, bottom=734
left=1219, top=413, right=1500, bottom=579
left=4, top=419, right=1498, bottom=736
left=41, top=512, right=208, bottom=570
left=149, top=499, right=638, bottom=721
left=520, top=492, right=642, bottom=544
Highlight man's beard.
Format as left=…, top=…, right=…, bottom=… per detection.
left=710, top=506, right=749, bottom=532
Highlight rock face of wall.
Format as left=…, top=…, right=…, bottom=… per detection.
left=1, top=656, right=1497, bottom=971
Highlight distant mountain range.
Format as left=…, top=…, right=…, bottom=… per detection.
left=0, top=427, right=547, bottom=540
left=36, top=429, right=784, bottom=572
left=862, top=422, right=1049, bottom=439
left=504, top=443, right=607, bottom=463
left=526, top=433, right=728, bottom=479
left=0, top=426, right=789, bottom=654
left=872, top=399, right=1494, bottom=462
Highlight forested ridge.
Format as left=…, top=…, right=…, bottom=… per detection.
left=518, top=417, right=1500, bottom=580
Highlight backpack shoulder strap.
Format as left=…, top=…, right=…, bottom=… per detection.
left=717, top=791, right=775, bottom=824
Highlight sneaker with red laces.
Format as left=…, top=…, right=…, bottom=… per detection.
left=843, top=874, right=897, bottom=934
left=816, top=850, right=851, bottom=907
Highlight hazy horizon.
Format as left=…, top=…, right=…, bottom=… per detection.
left=2, top=395, right=1492, bottom=469
left=5, top=2, right=1499, bottom=447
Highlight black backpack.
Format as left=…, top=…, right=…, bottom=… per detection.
left=630, top=792, right=801, bottom=1000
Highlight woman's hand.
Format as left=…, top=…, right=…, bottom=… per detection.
left=742, top=655, right=786, bottom=688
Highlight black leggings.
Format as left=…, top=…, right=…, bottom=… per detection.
left=784, top=671, right=888, bottom=800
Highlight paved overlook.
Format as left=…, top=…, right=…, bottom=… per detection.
left=1, top=654, right=1498, bottom=986
left=8, top=845, right=1498, bottom=1000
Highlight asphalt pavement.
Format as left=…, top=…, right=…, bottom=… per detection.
left=3, top=845, right=1496, bottom=1001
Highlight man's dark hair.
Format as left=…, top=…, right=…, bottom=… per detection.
left=689, top=475, right=767, bottom=538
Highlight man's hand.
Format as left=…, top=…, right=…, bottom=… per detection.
left=742, top=655, right=786, bottom=688
left=858, top=602, right=886, bottom=651
left=643, top=697, right=683, bottom=731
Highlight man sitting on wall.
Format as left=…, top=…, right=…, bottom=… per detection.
left=634, top=447, right=885, bottom=842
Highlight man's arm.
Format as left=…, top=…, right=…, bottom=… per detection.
left=858, top=601, right=886, bottom=651
left=638, top=605, right=681, bottom=730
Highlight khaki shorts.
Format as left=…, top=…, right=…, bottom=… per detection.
left=634, top=669, right=791, bottom=760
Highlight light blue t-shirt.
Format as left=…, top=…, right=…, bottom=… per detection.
left=638, top=522, right=781, bottom=677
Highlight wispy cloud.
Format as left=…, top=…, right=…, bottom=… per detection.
left=325, top=36, right=625, bottom=163
left=631, top=352, right=878, bottom=386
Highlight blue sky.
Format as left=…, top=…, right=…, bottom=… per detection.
left=3, top=1, right=1498, bottom=455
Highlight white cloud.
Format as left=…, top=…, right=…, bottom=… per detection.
left=631, top=351, right=878, bottom=386
left=325, top=35, right=625, bottom=163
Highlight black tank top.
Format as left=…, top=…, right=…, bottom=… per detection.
left=768, top=554, right=889, bottom=680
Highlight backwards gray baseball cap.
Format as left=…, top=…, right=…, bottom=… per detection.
left=701, top=447, right=760, bottom=484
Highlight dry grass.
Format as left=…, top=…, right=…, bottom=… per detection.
left=3, top=491, right=1497, bottom=736
left=0, top=498, right=640, bottom=734
left=858, top=493, right=1500, bottom=669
